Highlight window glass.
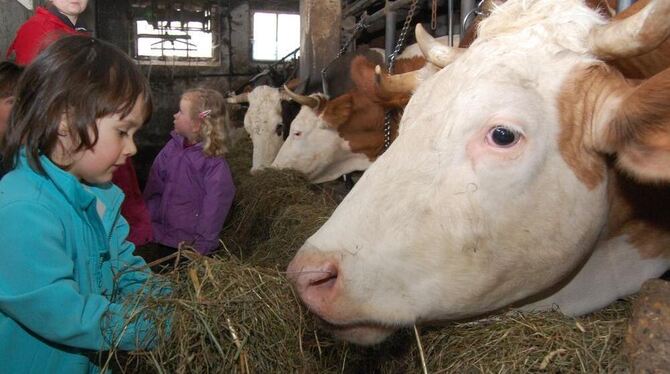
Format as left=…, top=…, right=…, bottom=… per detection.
left=253, top=12, right=300, bottom=61
left=136, top=20, right=213, bottom=58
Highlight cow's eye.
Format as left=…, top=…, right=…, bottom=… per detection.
left=294, top=131, right=302, bottom=137
left=275, top=123, right=283, bottom=136
left=488, top=126, right=520, bottom=147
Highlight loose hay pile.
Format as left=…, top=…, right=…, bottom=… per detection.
left=220, top=136, right=340, bottom=268
left=113, top=253, right=325, bottom=373
left=117, top=135, right=633, bottom=373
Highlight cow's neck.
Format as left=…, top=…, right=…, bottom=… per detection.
left=605, top=167, right=670, bottom=259
left=518, top=166, right=670, bottom=315
left=336, top=92, right=398, bottom=160
left=311, top=149, right=372, bottom=184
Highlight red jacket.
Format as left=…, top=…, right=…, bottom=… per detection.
left=6, top=7, right=80, bottom=65
left=113, top=158, right=154, bottom=246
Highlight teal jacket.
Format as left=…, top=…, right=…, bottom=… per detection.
left=0, top=152, right=160, bottom=373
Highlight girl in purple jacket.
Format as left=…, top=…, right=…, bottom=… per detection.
left=144, top=88, right=235, bottom=255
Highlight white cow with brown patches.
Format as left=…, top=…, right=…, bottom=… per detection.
left=227, top=86, right=294, bottom=172
left=286, top=0, right=670, bottom=346
left=271, top=43, right=447, bottom=183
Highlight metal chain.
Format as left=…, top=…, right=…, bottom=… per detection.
left=387, top=0, right=419, bottom=74
left=431, top=0, right=438, bottom=30
left=321, top=14, right=369, bottom=96
left=342, top=14, right=369, bottom=58
left=383, top=0, right=420, bottom=152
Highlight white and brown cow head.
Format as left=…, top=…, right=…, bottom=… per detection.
left=271, top=55, right=399, bottom=183
left=227, top=86, right=293, bottom=172
left=287, top=0, right=670, bottom=345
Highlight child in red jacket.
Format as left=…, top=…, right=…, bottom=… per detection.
left=6, top=0, right=90, bottom=65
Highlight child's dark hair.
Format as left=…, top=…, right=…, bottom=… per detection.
left=1, top=35, right=153, bottom=174
left=0, top=62, right=23, bottom=98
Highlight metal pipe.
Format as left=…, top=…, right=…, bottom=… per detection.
left=343, top=0, right=378, bottom=18
left=365, top=0, right=415, bottom=26
left=385, top=8, right=397, bottom=60
left=616, top=0, right=635, bottom=13
left=448, top=0, right=454, bottom=46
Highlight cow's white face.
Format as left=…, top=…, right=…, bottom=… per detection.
left=287, top=0, right=615, bottom=345
left=271, top=105, right=371, bottom=183
left=244, top=86, right=285, bottom=172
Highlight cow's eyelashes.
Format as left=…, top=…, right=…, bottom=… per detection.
left=487, top=125, right=521, bottom=148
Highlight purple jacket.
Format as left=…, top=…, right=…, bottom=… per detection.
left=144, top=131, right=235, bottom=254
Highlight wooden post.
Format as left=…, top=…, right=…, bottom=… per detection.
left=299, top=0, right=341, bottom=90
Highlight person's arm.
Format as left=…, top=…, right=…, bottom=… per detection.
left=143, top=144, right=170, bottom=223
left=0, top=201, right=158, bottom=351
left=193, top=159, right=236, bottom=254
left=107, top=207, right=152, bottom=296
left=115, top=159, right=153, bottom=245
left=8, top=18, right=50, bottom=65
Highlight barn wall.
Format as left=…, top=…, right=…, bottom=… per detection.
left=95, top=0, right=300, bottom=187
left=0, top=0, right=32, bottom=57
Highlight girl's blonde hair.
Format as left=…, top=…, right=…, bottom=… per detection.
left=182, top=88, right=228, bottom=157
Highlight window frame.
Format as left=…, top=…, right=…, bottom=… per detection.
left=131, top=5, right=221, bottom=66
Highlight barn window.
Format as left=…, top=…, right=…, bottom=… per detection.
left=132, top=3, right=220, bottom=65
left=252, top=11, right=300, bottom=61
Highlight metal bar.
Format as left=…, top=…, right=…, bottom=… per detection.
left=616, top=0, right=635, bottom=13
left=365, top=0, right=415, bottom=26
left=343, top=0, right=379, bottom=18
left=385, top=8, right=397, bottom=60
left=448, top=0, right=454, bottom=46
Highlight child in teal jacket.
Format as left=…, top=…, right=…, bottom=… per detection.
left=0, top=35, right=166, bottom=373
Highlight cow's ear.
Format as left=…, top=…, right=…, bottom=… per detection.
left=603, top=68, right=670, bottom=182
left=320, top=94, right=353, bottom=129
left=350, top=55, right=377, bottom=97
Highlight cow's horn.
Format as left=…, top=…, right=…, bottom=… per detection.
left=375, top=65, right=419, bottom=95
left=283, top=84, right=320, bottom=108
left=226, top=92, right=249, bottom=104
left=415, top=23, right=465, bottom=68
left=589, top=0, right=670, bottom=60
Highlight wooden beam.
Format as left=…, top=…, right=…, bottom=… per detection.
left=299, top=0, right=342, bottom=89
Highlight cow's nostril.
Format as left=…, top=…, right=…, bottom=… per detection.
left=287, top=259, right=339, bottom=292
left=309, top=266, right=338, bottom=288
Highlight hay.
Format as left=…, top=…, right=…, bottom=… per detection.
left=115, top=134, right=632, bottom=373
left=219, top=136, right=340, bottom=268
left=114, top=255, right=632, bottom=373
left=373, top=300, right=632, bottom=373
left=114, top=252, right=327, bottom=373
